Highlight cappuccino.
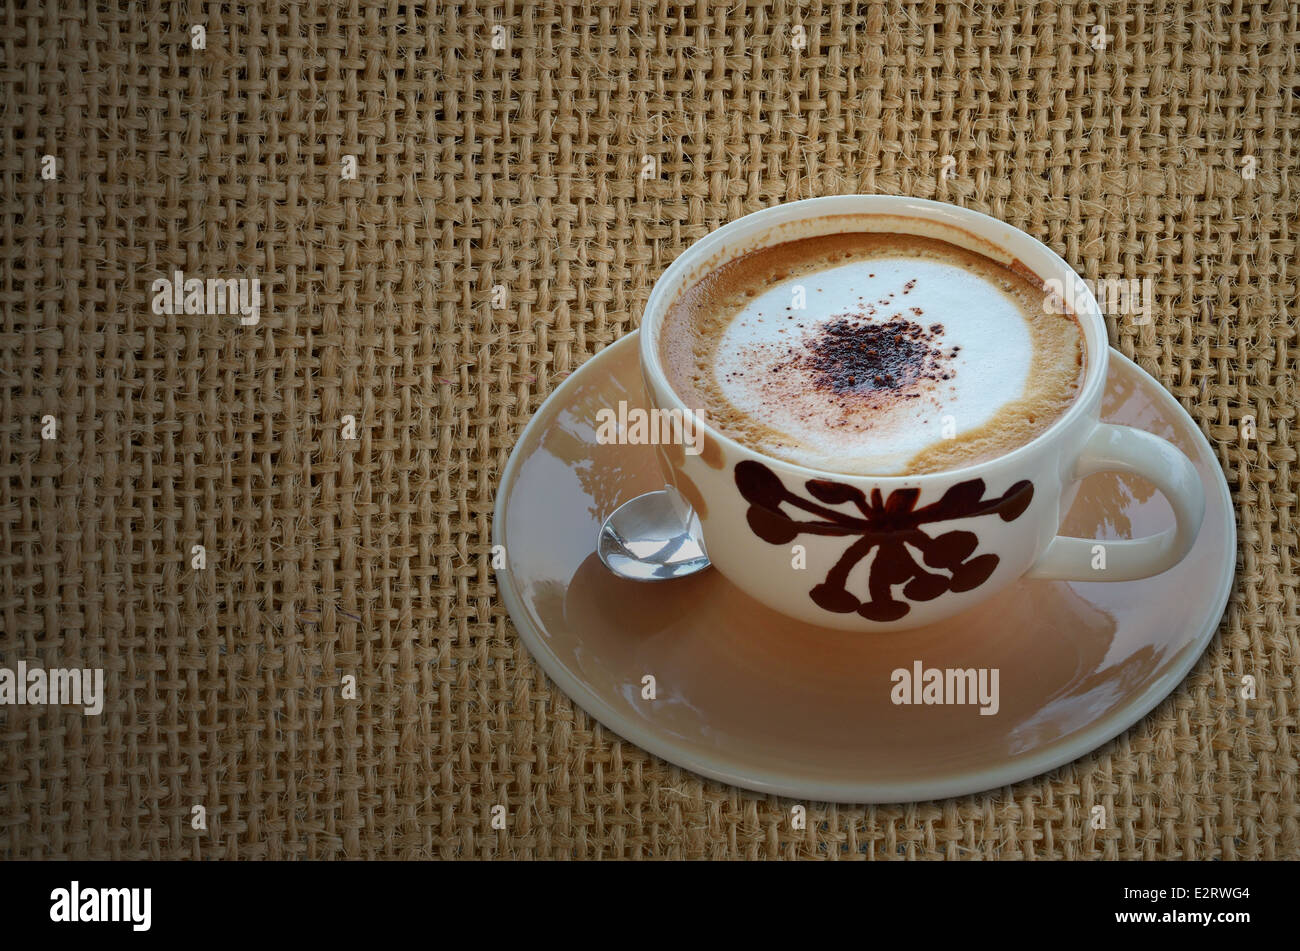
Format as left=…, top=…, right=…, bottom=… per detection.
left=660, top=231, right=1084, bottom=475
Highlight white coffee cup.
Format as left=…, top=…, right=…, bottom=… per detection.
left=639, top=195, right=1205, bottom=631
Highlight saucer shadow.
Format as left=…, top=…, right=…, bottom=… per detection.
left=556, top=550, right=1135, bottom=779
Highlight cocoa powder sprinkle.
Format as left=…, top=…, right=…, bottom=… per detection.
left=786, top=314, right=952, bottom=398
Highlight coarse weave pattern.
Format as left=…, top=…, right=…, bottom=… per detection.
left=0, top=0, right=1296, bottom=860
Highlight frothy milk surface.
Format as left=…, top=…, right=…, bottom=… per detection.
left=660, top=232, right=1084, bottom=475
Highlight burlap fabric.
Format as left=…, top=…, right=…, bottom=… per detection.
left=0, top=1, right=1295, bottom=860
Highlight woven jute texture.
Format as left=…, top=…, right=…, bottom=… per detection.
left=1, top=0, right=1296, bottom=860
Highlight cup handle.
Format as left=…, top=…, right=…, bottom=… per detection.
left=1026, top=422, right=1206, bottom=581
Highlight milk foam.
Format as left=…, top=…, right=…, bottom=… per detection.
left=660, top=231, right=1085, bottom=475
left=713, top=258, right=1034, bottom=473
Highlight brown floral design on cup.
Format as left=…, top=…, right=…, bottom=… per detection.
left=735, top=460, right=1034, bottom=621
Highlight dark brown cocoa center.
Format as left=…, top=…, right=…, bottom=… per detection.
left=796, top=315, right=950, bottom=395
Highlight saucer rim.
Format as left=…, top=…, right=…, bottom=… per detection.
left=492, top=331, right=1237, bottom=803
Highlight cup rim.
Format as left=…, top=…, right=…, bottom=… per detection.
left=639, top=194, right=1110, bottom=483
